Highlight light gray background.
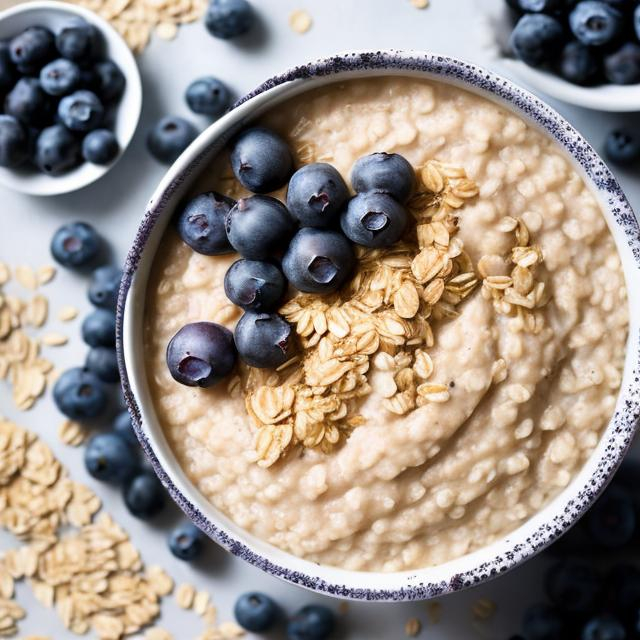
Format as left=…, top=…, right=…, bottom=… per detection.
left=1, top=0, right=639, bottom=637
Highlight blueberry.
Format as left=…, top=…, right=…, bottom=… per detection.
left=234, top=312, right=294, bottom=368
left=234, top=592, right=279, bottom=632
left=559, top=41, right=600, bottom=85
left=85, top=432, right=138, bottom=484
left=0, top=44, right=16, bottom=95
left=522, top=604, right=565, bottom=640
left=56, top=19, right=100, bottom=62
left=224, top=259, right=285, bottom=311
left=607, top=565, right=640, bottom=616
left=605, top=129, right=640, bottom=166
left=517, top=0, right=563, bottom=10
left=53, top=367, right=107, bottom=420
left=82, top=129, right=119, bottom=164
left=582, top=615, right=626, bottom=640
left=176, top=191, right=235, bottom=255
left=168, top=522, right=205, bottom=561
left=0, top=115, right=27, bottom=168
left=569, top=1, right=622, bottom=46
left=113, top=410, right=137, bottom=447
left=166, top=321, right=236, bottom=387
left=544, top=560, right=601, bottom=614
left=123, top=470, right=165, bottom=519
left=9, top=26, right=55, bottom=74
left=39, top=58, right=80, bottom=96
left=587, top=483, right=635, bottom=548
left=225, top=195, right=295, bottom=259
left=286, top=163, right=350, bottom=228
left=282, top=228, right=355, bottom=294
left=82, top=309, right=116, bottom=347
left=147, top=116, right=198, bottom=164
left=604, top=44, right=640, bottom=85
left=510, top=13, right=564, bottom=66
left=185, top=76, right=230, bottom=117
left=88, top=265, right=123, bottom=309
left=58, top=90, right=104, bottom=132
left=287, top=605, right=336, bottom=640
left=5, top=78, right=51, bottom=128
left=205, top=0, right=254, bottom=39
left=86, top=346, right=119, bottom=383
left=93, top=60, right=125, bottom=102
left=34, top=125, right=81, bottom=175
left=50, top=221, right=101, bottom=269
left=341, top=192, right=408, bottom=248
left=230, top=127, right=293, bottom=194
left=350, top=152, right=415, bottom=203
left=635, top=4, right=640, bottom=41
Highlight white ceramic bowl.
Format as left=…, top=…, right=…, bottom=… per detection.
left=0, top=1, right=142, bottom=196
left=117, top=51, right=640, bottom=601
left=485, top=1, right=640, bottom=111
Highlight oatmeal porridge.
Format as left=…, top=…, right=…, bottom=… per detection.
left=144, top=76, right=628, bottom=572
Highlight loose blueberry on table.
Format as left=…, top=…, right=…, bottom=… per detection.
left=234, top=592, right=279, bottom=632
left=185, top=75, right=231, bottom=117
left=123, top=469, right=166, bottom=519
left=50, top=221, right=102, bottom=269
left=204, top=0, right=255, bottom=39
left=84, top=432, right=139, bottom=484
left=506, top=0, right=640, bottom=86
left=168, top=522, right=205, bottom=560
left=52, top=366, right=107, bottom=420
left=146, top=115, right=198, bottom=165
left=0, top=18, right=125, bottom=174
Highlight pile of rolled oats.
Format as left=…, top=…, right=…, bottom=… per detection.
left=479, top=215, right=549, bottom=334
left=64, top=0, right=206, bottom=52
left=0, top=262, right=66, bottom=412
left=238, top=160, right=480, bottom=467
left=0, top=418, right=243, bottom=640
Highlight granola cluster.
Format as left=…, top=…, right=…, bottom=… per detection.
left=239, top=160, right=483, bottom=467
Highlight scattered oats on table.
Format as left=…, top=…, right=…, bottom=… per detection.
left=176, top=582, right=196, bottom=609
left=289, top=9, right=312, bottom=34
left=411, top=0, right=430, bottom=7
left=64, top=0, right=207, bottom=52
left=57, top=305, right=79, bottom=322
left=41, top=332, right=68, bottom=347
left=472, top=597, right=497, bottom=620
left=0, top=419, right=242, bottom=639
left=405, top=616, right=422, bottom=637
left=36, top=265, right=56, bottom=286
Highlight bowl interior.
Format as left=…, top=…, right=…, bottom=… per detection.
left=121, top=55, right=640, bottom=600
left=0, top=1, right=142, bottom=196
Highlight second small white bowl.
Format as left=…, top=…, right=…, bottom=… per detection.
left=0, top=1, right=142, bottom=196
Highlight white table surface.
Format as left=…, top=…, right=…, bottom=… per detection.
left=2, top=0, right=639, bottom=638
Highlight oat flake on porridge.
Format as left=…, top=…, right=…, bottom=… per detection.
left=144, top=77, right=628, bottom=572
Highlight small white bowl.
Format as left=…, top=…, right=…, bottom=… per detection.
left=0, top=1, right=142, bottom=196
left=486, top=2, right=640, bottom=111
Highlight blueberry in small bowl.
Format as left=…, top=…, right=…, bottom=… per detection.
left=492, top=0, right=640, bottom=110
left=0, top=1, right=141, bottom=195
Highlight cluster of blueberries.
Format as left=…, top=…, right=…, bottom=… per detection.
left=167, top=126, right=415, bottom=388
left=0, top=19, right=125, bottom=174
left=48, top=221, right=208, bottom=562
left=508, top=457, right=640, bottom=640
left=233, top=592, right=335, bottom=640
left=507, top=0, right=640, bottom=86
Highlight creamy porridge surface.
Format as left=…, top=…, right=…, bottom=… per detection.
left=144, top=77, right=628, bottom=572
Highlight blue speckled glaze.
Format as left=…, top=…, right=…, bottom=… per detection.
left=116, top=51, right=640, bottom=602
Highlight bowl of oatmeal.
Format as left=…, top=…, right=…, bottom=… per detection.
left=117, top=51, right=640, bottom=600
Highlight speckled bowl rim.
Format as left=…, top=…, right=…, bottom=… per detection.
left=117, top=50, right=640, bottom=602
